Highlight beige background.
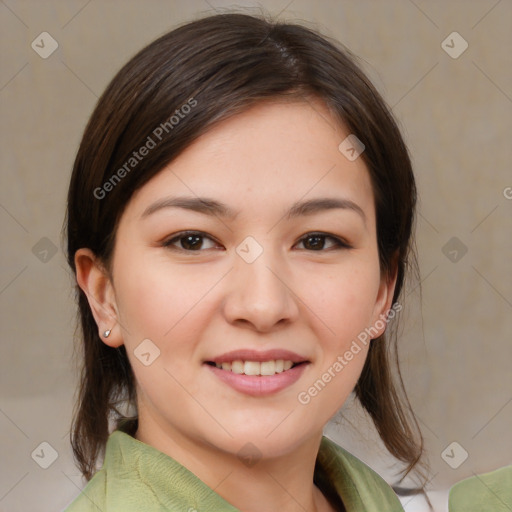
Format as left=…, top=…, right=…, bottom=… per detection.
left=1, top=1, right=511, bottom=511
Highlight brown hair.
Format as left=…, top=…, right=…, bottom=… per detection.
left=65, top=13, right=424, bottom=483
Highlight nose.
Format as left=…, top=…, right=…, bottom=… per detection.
left=222, top=247, right=300, bottom=333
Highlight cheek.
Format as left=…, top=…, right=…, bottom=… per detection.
left=113, top=254, right=210, bottom=398
left=113, top=251, right=218, bottom=352
left=297, top=270, right=377, bottom=416
left=113, top=248, right=253, bottom=416
left=310, top=262, right=381, bottom=346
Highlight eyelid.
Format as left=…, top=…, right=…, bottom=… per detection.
left=162, top=230, right=352, bottom=252
left=296, top=232, right=352, bottom=250
left=162, top=230, right=221, bottom=250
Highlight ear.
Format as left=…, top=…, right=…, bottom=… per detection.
left=369, top=261, right=399, bottom=339
left=74, top=248, right=123, bottom=348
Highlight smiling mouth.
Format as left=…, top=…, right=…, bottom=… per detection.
left=205, top=360, right=307, bottom=376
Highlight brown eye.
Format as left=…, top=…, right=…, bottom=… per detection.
left=163, top=231, right=219, bottom=251
left=179, top=234, right=203, bottom=250
left=296, top=233, right=350, bottom=251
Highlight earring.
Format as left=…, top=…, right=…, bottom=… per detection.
left=103, top=329, right=112, bottom=338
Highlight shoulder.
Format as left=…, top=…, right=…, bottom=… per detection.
left=63, top=470, right=107, bottom=512
left=318, top=436, right=403, bottom=511
left=62, top=429, right=157, bottom=512
left=62, top=429, right=237, bottom=512
left=449, top=465, right=512, bottom=511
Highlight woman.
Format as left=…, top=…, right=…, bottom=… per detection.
left=64, top=13, right=424, bottom=511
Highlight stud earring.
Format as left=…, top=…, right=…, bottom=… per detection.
left=103, top=329, right=112, bottom=338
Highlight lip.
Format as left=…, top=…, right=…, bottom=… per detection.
left=205, top=362, right=309, bottom=397
left=204, top=349, right=311, bottom=397
left=205, top=349, right=309, bottom=364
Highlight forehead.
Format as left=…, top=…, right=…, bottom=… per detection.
left=122, top=99, right=375, bottom=226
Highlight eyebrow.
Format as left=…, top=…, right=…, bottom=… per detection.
left=141, top=196, right=366, bottom=223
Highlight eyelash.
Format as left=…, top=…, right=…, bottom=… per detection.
left=162, top=230, right=352, bottom=253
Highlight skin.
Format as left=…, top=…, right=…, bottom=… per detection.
left=76, top=99, right=397, bottom=512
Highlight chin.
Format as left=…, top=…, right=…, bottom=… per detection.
left=205, top=423, right=319, bottom=460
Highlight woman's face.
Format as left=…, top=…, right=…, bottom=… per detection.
left=104, top=99, right=395, bottom=458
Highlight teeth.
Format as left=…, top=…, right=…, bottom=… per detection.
left=232, top=360, right=244, bottom=374
left=213, top=359, right=297, bottom=376
left=244, top=361, right=260, bottom=375
left=260, top=360, right=275, bottom=376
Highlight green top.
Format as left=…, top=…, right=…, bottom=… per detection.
left=449, top=465, right=512, bottom=512
left=64, top=428, right=403, bottom=512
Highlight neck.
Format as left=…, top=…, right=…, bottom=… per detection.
left=135, top=418, right=336, bottom=512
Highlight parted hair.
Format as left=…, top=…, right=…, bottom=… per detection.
left=65, top=13, right=424, bottom=483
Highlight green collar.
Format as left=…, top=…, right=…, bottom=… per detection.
left=66, top=427, right=403, bottom=511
